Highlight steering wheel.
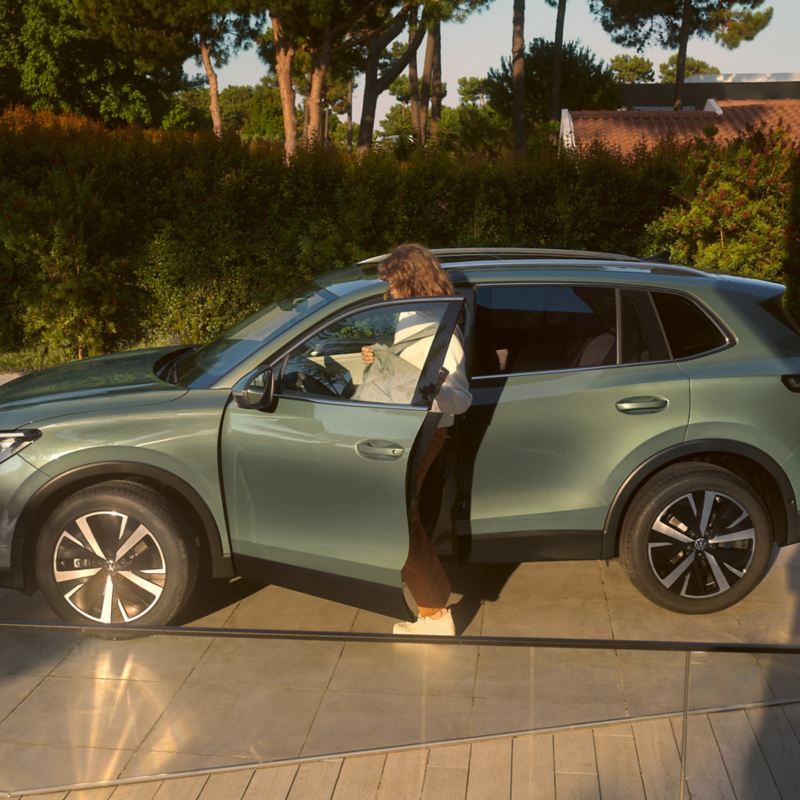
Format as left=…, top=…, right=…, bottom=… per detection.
left=282, top=356, right=349, bottom=397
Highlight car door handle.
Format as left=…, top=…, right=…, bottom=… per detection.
left=615, top=396, right=669, bottom=414
left=356, top=440, right=405, bottom=460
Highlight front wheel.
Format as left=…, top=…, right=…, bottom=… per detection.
left=35, top=483, right=196, bottom=626
left=620, top=463, right=774, bottom=614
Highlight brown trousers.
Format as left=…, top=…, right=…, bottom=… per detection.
left=401, top=427, right=452, bottom=608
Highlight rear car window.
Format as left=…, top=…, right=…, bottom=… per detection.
left=652, top=292, right=727, bottom=359
left=474, top=285, right=617, bottom=375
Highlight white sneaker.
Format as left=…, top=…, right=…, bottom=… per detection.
left=392, top=610, right=456, bottom=636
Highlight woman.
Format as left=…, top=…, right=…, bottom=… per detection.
left=362, top=244, right=472, bottom=636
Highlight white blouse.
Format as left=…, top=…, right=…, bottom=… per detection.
left=395, top=311, right=472, bottom=427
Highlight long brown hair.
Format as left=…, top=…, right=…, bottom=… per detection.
left=378, top=244, right=455, bottom=299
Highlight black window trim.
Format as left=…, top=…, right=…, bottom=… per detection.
left=467, top=281, right=735, bottom=382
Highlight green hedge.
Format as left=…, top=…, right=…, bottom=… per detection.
left=0, top=108, right=797, bottom=366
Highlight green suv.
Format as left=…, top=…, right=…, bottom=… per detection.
left=1, top=249, right=798, bottom=626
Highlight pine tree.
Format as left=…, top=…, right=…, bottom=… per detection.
left=588, top=1, right=773, bottom=109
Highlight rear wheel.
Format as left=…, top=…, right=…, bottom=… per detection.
left=35, top=483, right=196, bottom=626
left=620, top=463, right=773, bottom=614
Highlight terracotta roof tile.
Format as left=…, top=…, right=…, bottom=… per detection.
left=569, top=99, right=800, bottom=154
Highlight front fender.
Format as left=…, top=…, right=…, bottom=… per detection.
left=5, top=458, right=234, bottom=591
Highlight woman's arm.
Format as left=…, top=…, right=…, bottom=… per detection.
left=433, top=332, right=472, bottom=416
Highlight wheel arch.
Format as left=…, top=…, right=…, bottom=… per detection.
left=602, top=440, right=799, bottom=559
left=11, top=461, right=234, bottom=591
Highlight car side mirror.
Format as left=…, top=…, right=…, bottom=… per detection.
left=233, top=367, right=274, bottom=410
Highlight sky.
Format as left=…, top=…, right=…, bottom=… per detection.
left=206, top=0, right=799, bottom=121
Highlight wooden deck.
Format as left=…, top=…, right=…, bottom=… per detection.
left=13, top=702, right=800, bottom=800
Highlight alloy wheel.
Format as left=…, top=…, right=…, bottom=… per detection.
left=52, top=511, right=167, bottom=624
left=647, top=491, right=756, bottom=599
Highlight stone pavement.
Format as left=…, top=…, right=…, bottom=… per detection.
left=0, top=548, right=799, bottom=798
left=9, top=703, right=800, bottom=800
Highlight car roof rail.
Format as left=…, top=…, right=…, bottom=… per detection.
left=358, top=247, right=643, bottom=265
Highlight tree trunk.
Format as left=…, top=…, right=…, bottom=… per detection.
left=418, top=21, right=436, bottom=144
left=673, top=0, right=693, bottom=111
left=512, top=0, right=526, bottom=153
left=272, top=16, right=297, bottom=158
left=430, top=20, right=442, bottom=135
left=199, top=36, right=222, bottom=138
left=357, top=10, right=427, bottom=153
left=307, top=27, right=332, bottom=144
left=346, top=76, right=354, bottom=152
left=408, top=6, right=422, bottom=144
left=358, top=40, right=382, bottom=152
left=549, top=0, right=567, bottom=121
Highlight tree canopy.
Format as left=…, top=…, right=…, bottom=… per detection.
left=0, top=0, right=184, bottom=124
left=486, top=38, right=621, bottom=125
left=610, top=53, right=655, bottom=83
left=589, top=1, right=773, bottom=107
left=658, top=53, right=719, bottom=82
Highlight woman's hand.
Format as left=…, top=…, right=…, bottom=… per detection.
left=361, top=346, right=375, bottom=365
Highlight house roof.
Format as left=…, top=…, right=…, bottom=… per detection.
left=621, top=79, right=800, bottom=108
left=565, top=99, right=800, bottom=155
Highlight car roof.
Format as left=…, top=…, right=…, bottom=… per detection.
left=358, top=248, right=706, bottom=278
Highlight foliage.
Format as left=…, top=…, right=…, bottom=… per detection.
left=165, top=78, right=285, bottom=138
left=379, top=102, right=415, bottom=143
left=784, top=152, right=800, bottom=318
left=486, top=38, right=621, bottom=125
left=2, top=108, right=797, bottom=365
left=610, top=53, right=654, bottom=83
left=658, top=54, right=719, bottom=83
left=588, top=1, right=773, bottom=52
left=646, top=127, right=792, bottom=284
left=0, top=0, right=182, bottom=124
left=458, top=75, right=490, bottom=106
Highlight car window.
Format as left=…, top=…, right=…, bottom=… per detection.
left=621, top=290, right=670, bottom=364
left=651, top=292, right=727, bottom=359
left=473, top=285, right=617, bottom=376
left=171, top=284, right=338, bottom=387
left=275, top=303, right=449, bottom=405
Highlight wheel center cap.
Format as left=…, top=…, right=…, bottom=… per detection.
left=105, top=560, right=118, bottom=574
left=694, top=538, right=708, bottom=551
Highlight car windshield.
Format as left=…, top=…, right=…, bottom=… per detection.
left=168, top=283, right=338, bottom=387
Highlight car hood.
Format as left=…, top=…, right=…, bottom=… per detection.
left=0, top=346, right=188, bottom=426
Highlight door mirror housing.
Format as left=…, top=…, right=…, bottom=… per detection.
left=233, top=367, right=274, bottom=410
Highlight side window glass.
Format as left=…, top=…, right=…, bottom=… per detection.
left=621, top=290, right=670, bottom=364
left=474, top=285, right=617, bottom=376
left=652, top=292, right=727, bottom=359
left=275, top=303, right=448, bottom=405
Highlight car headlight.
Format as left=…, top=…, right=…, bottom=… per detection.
left=0, top=430, right=41, bottom=465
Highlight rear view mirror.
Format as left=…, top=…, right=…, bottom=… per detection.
left=233, top=367, right=274, bottom=410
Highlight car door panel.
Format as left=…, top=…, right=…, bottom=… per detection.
left=463, top=361, right=691, bottom=557
left=220, top=296, right=463, bottom=594
left=223, top=399, right=429, bottom=585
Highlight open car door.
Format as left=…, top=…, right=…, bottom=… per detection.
left=221, top=296, right=464, bottom=617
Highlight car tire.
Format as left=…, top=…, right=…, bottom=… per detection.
left=35, top=482, right=196, bottom=626
left=620, top=463, right=773, bottom=614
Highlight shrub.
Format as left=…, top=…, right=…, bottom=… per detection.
left=646, top=128, right=793, bottom=284
left=2, top=108, right=795, bottom=367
